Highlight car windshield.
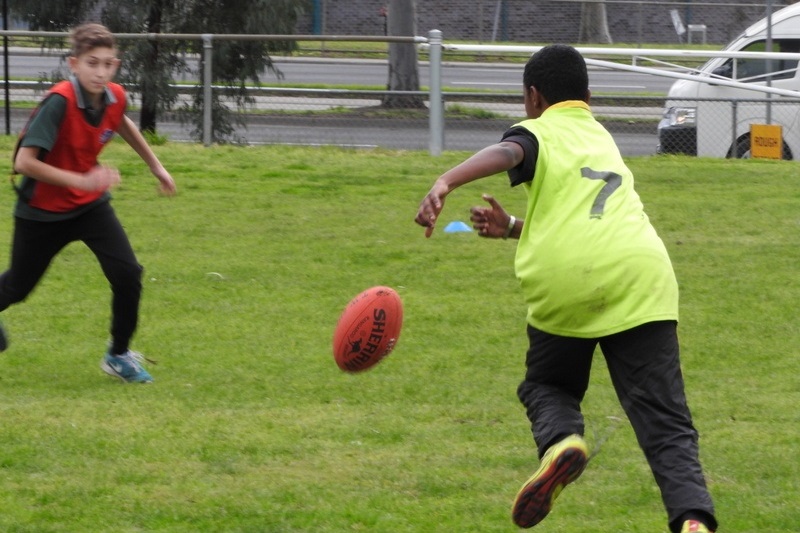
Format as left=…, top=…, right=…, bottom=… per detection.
left=711, top=39, right=800, bottom=81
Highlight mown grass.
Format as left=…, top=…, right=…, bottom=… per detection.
left=0, top=138, right=797, bottom=532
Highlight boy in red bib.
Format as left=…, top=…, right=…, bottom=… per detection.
left=0, top=23, right=176, bottom=383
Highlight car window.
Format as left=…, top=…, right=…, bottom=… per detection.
left=715, top=39, right=800, bottom=81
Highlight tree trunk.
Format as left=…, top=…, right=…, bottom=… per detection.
left=579, top=1, right=613, bottom=44
left=139, top=0, right=163, bottom=133
left=382, top=0, right=425, bottom=109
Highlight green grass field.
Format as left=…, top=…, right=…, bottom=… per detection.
left=0, top=138, right=797, bottom=532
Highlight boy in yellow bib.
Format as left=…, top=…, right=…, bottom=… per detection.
left=415, top=44, right=717, bottom=533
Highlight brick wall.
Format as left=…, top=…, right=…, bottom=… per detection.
left=296, top=0, right=791, bottom=45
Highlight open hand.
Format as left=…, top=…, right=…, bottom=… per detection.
left=153, top=166, right=177, bottom=196
left=415, top=180, right=449, bottom=238
left=469, top=193, right=514, bottom=239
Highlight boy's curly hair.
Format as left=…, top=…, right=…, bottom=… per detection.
left=523, top=44, right=589, bottom=105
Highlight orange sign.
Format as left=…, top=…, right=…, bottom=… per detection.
left=750, top=124, right=783, bottom=159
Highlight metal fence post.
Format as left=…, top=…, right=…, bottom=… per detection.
left=731, top=100, right=738, bottom=156
left=428, top=29, right=443, bottom=156
left=2, top=0, right=9, bottom=135
left=202, top=34, right=213, bottom=146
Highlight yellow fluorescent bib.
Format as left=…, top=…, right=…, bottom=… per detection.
left=513, top=102, right=678, bottom=337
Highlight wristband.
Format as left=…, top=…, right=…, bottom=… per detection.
left=502, top=215, right=516, bottom=240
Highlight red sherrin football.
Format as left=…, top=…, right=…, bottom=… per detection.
left=333, top=286, right=403, bottom=372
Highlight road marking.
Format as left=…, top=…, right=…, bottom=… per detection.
left=590, top=84, right=647, bottom=89
left=465, top=68, right=523, bottom=72
left=449, top=81, right=520, bottom=86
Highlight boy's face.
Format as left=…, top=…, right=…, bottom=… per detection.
left=68, top=46, right=120, bottom=98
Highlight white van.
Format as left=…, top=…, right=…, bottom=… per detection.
left=657, top=3, right=800, bottom=159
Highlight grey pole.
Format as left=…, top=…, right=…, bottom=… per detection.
left=3, top=0, right=10, bottom=135
left=428, top=29, right=443, bottom=156
left=202, top=34, right=213, bottom=146
left=731, top=100, right=738, bottom=156
left=766, top=0, right=773, bottom=124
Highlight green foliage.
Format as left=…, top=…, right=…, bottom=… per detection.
left=142, top=129, right=169, bottom=146
left=446, top=103, right=505, bottom=119
left=16, top=0, right=311, bottom=140
left=103, top=2, right=188, bottom=133
left=8, top=0, right=100, bottom=31
left=167, top=0, right=312, bottom=142
left=0, top=138, right=797, bottom=531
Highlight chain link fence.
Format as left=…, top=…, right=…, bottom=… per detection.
left=299, top=0, right=788, bottom=46
left=0, top=72, right=666, bottom=155
left=2, top=22, right=799, bottom=159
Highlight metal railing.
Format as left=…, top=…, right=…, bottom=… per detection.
left=2, top=29, right=800, bottom=157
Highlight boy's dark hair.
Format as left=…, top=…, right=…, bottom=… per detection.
left=70, top=23, right=116, bottom=57
left=523, top=44, right=589, bottom=105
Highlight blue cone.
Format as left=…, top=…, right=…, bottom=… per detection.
left=444, top=221, right=473, bottom=233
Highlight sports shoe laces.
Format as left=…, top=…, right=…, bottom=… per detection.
left=122, top=350, right=157, bottom=366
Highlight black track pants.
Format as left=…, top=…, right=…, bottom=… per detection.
left=516, top=321, right=717, bottom=532
left=0, top=201, right=143, bottom=353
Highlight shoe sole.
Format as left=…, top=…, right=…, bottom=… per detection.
left=511, top=445, right=588, bottom=528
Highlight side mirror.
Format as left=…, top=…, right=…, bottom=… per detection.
left=712, top=64, right=733, bottom=79
left=709, top=64, right=733, bottom=86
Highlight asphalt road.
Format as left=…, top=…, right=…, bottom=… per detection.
left=0, top=50, right=675, bottom=94
left=0, top=51, right=662, bottom=154
left=1, top=106, right=659, bottom=156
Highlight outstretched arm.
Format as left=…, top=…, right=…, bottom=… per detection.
left=414, top=141, right=524, bottom=238
left=116, top=116, right=177, bottom=196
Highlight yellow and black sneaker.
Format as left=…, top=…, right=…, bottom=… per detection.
left=511, top=434, right=589, bottom=528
